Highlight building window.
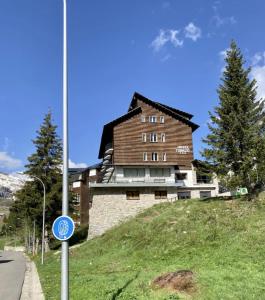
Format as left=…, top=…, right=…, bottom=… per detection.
left=155, top=191, right=167, bottom=199
left=162, top=153, right=167, bottom=161
left=90, top=169, right=97, bottom=176
left=150, top=168, right=170, bottom=177
left=142, top=133, right=147, bottom=142
left=141, top=115, right=146, bottom=122
left=73, top=193, right=80, bottom=204
left=200, top=191, right=211, bottom=199
left=196, top=173, right=212, bottom=184
left=124, top=168, right=145, bottom=177
left=177, top=191, right=191, bottom=200
left=143, top=152, right=148, bottom=161
left=160, top=116, right=165, bottom=123
left=150, top=133, right=158, bottom=142
left=149, top=116, right=157, bottom=123
left=161, top=133, right=166, bottom=142
left=126, top=191, right=140, bottom=200
left=175, top=173, right=187, bottom=181
left=151, top=152, right=158, bottom=161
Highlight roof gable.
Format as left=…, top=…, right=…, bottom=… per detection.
left=129, top=92, right=194, bottom=120
left=98, top=92, right=199, bottom=159
left=129, top=92, right=199, bottom=132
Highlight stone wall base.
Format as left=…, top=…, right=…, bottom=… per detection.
left=88, top=186, right=217, bottom=239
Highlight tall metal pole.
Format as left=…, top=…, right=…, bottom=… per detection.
left=62, top=1, right=69, bottom=300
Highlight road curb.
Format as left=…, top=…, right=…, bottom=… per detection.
left=20, top=255, right=45, bottom=300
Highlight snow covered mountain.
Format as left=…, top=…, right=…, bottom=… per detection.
left=0, top=172, right=27, bottom=198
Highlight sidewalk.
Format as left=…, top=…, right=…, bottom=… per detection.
left=0, top=251, right=26, bottom=300
left=20, top=255, right=45, bottom=300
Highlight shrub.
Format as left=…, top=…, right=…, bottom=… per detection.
left=49, top=225, right=88, bottom=250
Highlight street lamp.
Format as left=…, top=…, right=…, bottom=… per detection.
left=30, top=175, right=46, bottom=265
left=18, top=172, right=46, bottom=264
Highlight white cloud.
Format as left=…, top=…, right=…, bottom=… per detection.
left=218, top=48, right=230, bottom=73
left=184, top=23, right=201, bottom=41
left=211, top=1, right=236, bottom=27
left=212, top=15, right=236, bottom=27
left=219, top=48, right=229, bottom=60
left=250, top=52, right=265, bottom=101
left=151, top=30, right=169, bottom=52
left=161, top=54, right=171, bottom=62
left=0, top=152, right=22, bottom=170
left=170, top=30, right=184, bottom=47
left=251, top=65, right=265, bottom=101
left=150, top=29, right=183, bottom=52
left=251, top=52, right=265, bottom=66
left=69, top=159, right=87, bottom=168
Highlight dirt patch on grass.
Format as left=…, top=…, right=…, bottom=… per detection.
left=152, top=270, right=196, bottom=294
left=142, top=210, right=161, bottom=222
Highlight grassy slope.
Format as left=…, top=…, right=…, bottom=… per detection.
left=37, top=197, right=265, bottom=300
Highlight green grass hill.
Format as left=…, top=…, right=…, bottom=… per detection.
left=37, top=195, right=265, bottom=299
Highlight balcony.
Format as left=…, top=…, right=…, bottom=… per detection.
left=91, top=177, right=184, bottom=188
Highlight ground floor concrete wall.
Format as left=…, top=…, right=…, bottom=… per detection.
left=88, top=186, right=217, bottom=239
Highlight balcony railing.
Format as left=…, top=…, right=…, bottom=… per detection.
left=109, top=177, right=174, bottom=184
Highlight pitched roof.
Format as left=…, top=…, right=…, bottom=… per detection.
left=69, top=168, right=87, bottom=175
left=129, top=92, right=194, bottom=120
left=155, top=102, right=193, bottom=120
left=98, top=92, right=199, bottom=159
left=88, top=162, right=102, bottom=169
left=69, top=163, right=102, bottom=174
left=98, top=107, right=142, bottom=158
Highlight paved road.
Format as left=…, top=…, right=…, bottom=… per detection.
left=0, top=251, right=26, bottom=300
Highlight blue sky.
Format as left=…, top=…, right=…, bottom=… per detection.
left=1, top=0, right=265, bottom=172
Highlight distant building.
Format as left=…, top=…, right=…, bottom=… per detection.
left=69, top=164, right=101, bottom=226
left=90, top=92, right=218, bottom=201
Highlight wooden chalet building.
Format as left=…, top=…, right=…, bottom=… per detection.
left=90, top=92, right=218, bottom=202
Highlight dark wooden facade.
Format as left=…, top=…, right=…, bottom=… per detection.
left=113, top=98, right=195, bottom=169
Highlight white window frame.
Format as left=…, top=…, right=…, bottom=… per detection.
left=143, top=152, right=148, bottom=161
left=150, top=133, right=157, bottom=143
left=149, top=116, right=157, bottom=123
left=151, top=152, right=158, bottom=161
left=142, top=133, right=147, bottom=142
left=160, top=116, right=165, bottom=123
left=141, top=115, right=146, bottom=123
left=162, top=152, right=167, bottom=161
left=161, top=133, right=166, bottom=142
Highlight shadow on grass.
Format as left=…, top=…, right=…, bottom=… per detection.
left=199, top=196, right=238, bottom=202
left=111, top=271, right=140, bottom=300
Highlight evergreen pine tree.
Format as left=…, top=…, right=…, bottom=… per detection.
left=8, top=112, right=63, bottom=236
left=202, top=41, right=265, bottom=193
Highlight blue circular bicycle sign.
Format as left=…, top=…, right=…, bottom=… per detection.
left=52, top=215, right=75, bottom=241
